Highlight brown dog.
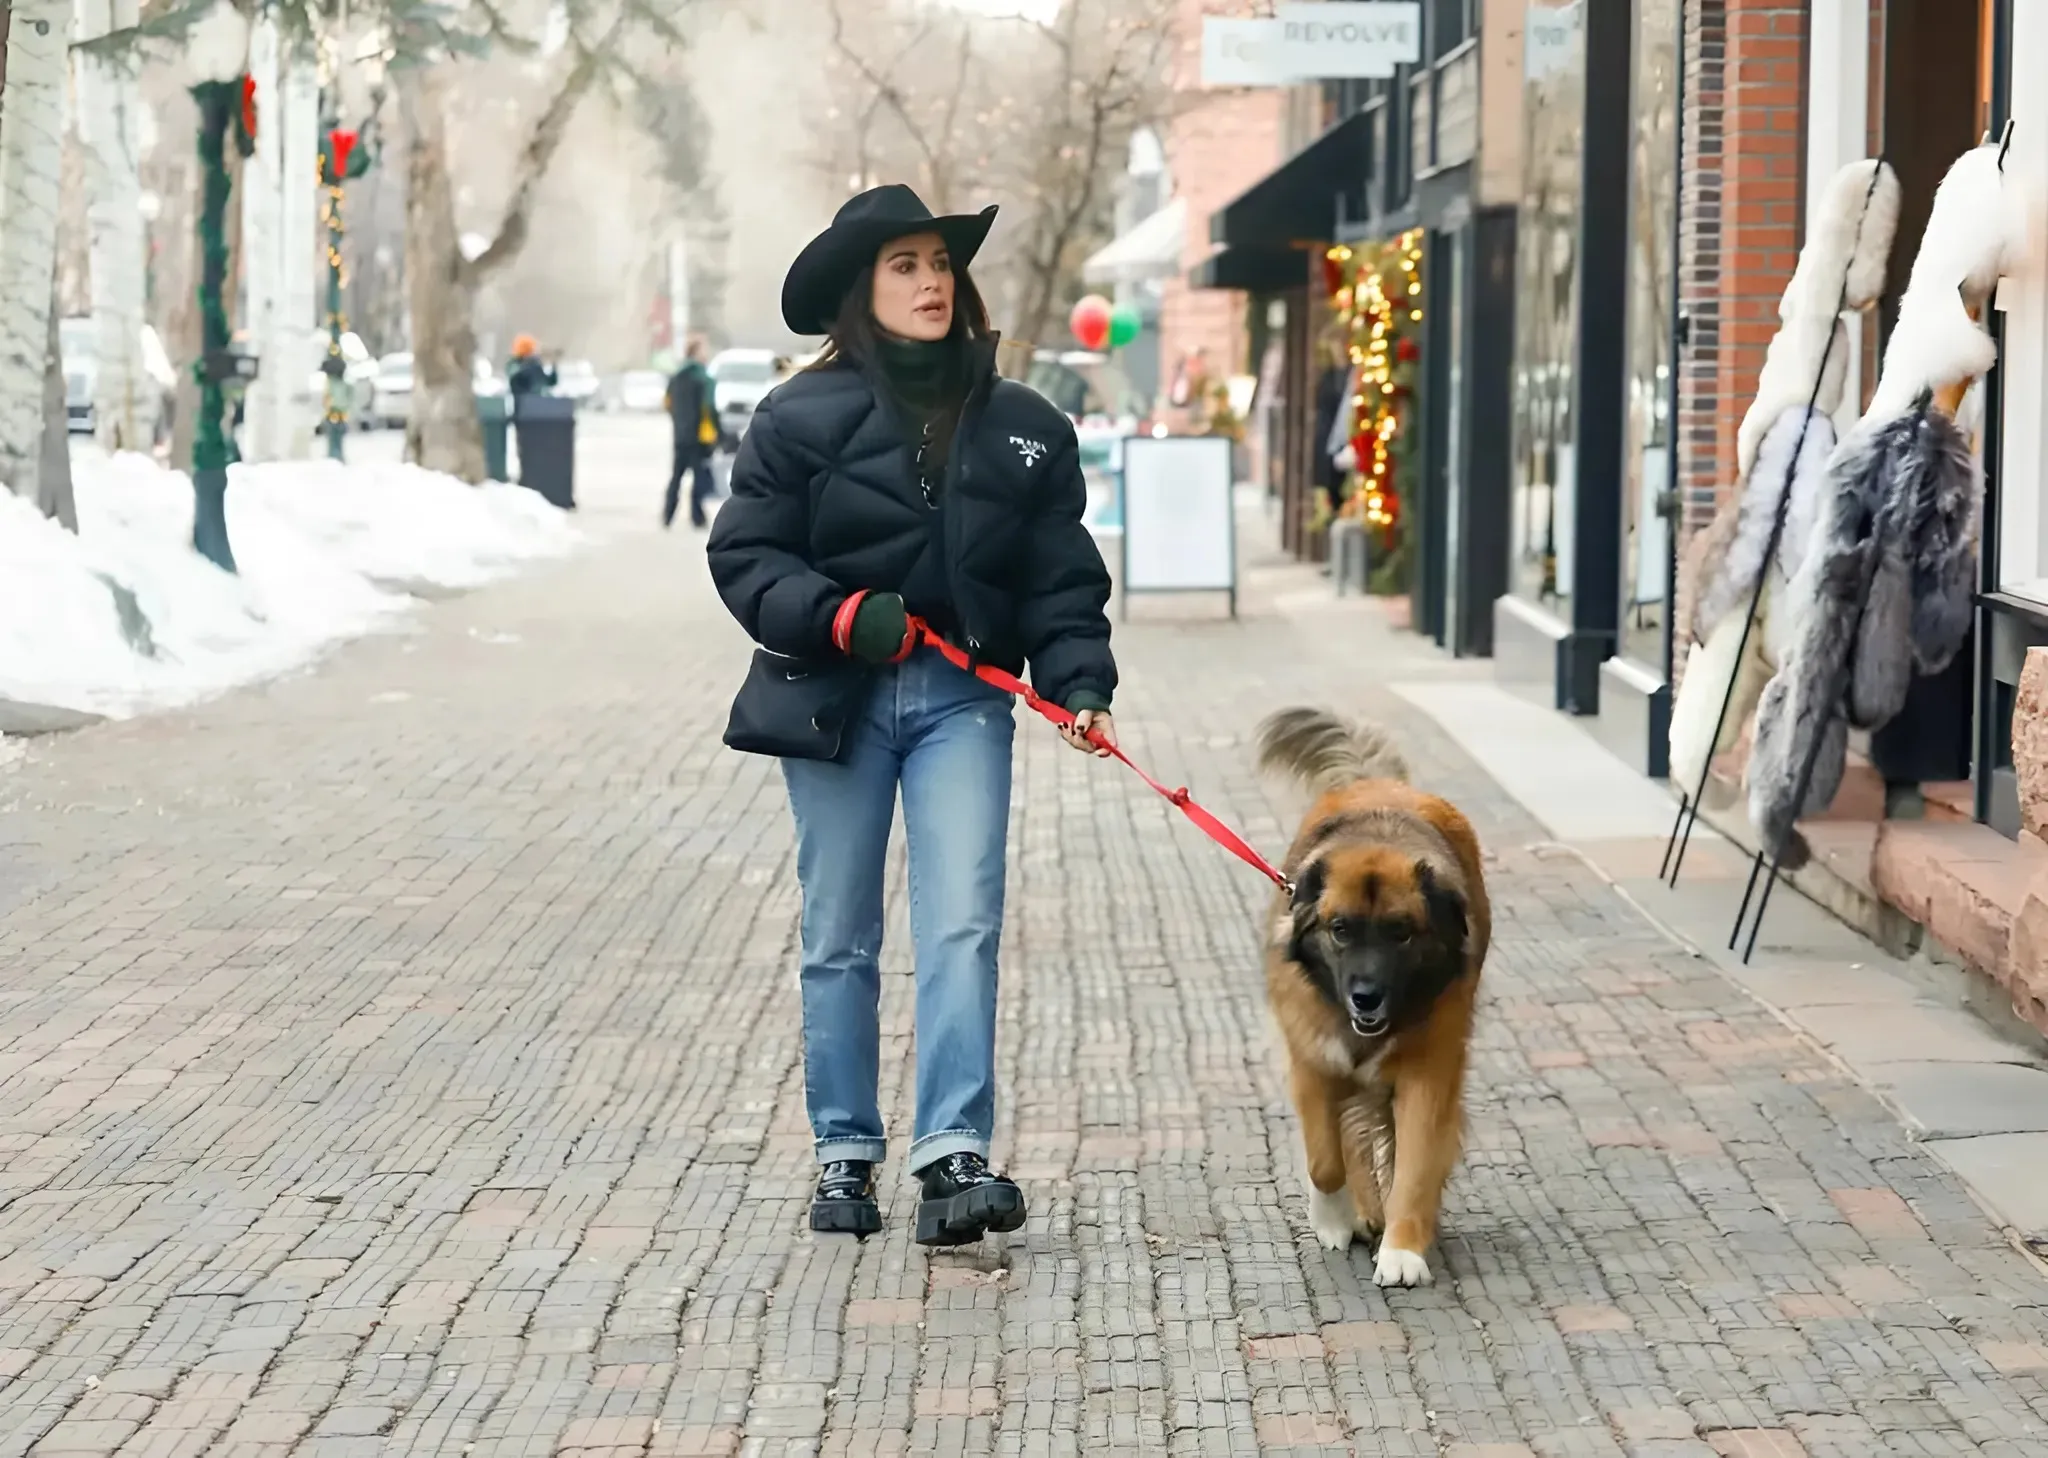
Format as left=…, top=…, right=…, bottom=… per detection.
left=1255, top=708, right=1489, bottom=1287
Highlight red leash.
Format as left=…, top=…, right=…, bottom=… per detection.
left=831, top=593, right=1291, bottom=893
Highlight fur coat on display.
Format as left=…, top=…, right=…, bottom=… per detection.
left=1747, top=144, right=2019, bottom=852
left=1665, top=159, right=1900, bottom=798
left=1667, top=408, right=1835, bottom=798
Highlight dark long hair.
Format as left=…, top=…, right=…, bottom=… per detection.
left=808, top=260, right=993, bottom=379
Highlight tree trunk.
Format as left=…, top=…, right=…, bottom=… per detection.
left=238, top=10, right=282, bottom=460
left=279, top=51, right=319, bottom=460
left=38, top=248, right=73, bottom=527
left=74, top=0, right=151, bottom=453
left=0, top=0, right=68, bottom=507
left=398, top=65, right=483, bottom=480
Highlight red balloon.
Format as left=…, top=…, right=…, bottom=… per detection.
left=1070, top=294, right=1111, bottom=351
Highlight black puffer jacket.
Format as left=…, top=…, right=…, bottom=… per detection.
left=707, top=343, right=1116, bottom=759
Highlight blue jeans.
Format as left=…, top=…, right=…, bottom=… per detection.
left=782, top=647, right=1015, bottom=1173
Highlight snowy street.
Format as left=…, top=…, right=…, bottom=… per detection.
left=3, top=421, right=2048, bottom=1455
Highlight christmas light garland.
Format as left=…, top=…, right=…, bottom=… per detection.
left=320, top=125, right=371, bottom=458
left=1323, top=228, right=1425, bottom=547
left=321, top=177, right=349, bottom=437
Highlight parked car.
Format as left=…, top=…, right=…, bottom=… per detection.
left=61, top=316, right=177, bottom=442
left=371, top=351, right=412, bottom=428
left=617, top=369, right=668, bottom=413
left=371, top=352, right=503, bottom=427
left=554, top=357, right=601, bottom=404
left=709, top=347, right=780, bottom=440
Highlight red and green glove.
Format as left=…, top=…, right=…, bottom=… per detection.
left=832, top=591, right=915, bottom=665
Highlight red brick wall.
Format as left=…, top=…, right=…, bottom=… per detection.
left=1675, top=0, right=1809, bottom=551
left=1156, top=91, right=1286, bottom=389
left=1156, top=0, right=1286, bottom=426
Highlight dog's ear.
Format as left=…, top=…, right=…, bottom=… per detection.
left=1285, top=857, right=1328, bottom=968
left=1289, top=857, right=1327, bottom=916
left=1415, top=860, right=1469, bottom=955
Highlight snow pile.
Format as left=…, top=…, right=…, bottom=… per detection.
left=0, top=453, right=578, bottom=719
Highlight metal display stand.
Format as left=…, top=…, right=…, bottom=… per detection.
left=1660, top=159, right=1889, bottom=889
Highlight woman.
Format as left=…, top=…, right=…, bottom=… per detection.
left=707, top=184, right=1117, bottom=1245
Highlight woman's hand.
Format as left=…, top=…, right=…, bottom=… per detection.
left=1063, top=709, right=1115, bottom=758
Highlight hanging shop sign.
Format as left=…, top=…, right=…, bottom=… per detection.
left=1201, top=3, right=1421, bottom=88
left=1524, top=2, right=1584, bottom=83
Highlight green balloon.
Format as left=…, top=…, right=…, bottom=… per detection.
left=1107, top=303, right=1141, bottom=349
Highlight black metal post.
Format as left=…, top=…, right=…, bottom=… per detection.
left=190, top=78, right=237, bottom=573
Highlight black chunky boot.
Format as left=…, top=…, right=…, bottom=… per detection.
left=914, top=1154, right=1026, bottom=1247
left=811, top=1160, right=882, bottom=1237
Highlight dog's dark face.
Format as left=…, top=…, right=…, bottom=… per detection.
left=1286, top=843, right=1470, bottom=1039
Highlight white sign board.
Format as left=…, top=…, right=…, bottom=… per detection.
left=1120, top=436, right=1236, bottom=612
left=1202, top=18, right=1286, bottom=87
left=1201, top=4, right=1420, bottom=88
left=1277, top=3, right=1421, bottom=78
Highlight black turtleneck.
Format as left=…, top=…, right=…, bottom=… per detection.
left=875, top=335, right=953, bottom=414
left=874, top=335, right=964, bottom=499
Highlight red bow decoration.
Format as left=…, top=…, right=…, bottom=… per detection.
left=1396, top=336, right=1420, bottom=363
left=329, top=128, right=358, bottom=181
left=240, top=74, right=258, bottom=143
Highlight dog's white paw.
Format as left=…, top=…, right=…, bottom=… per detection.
left=1307, top=1185, right=1354, bottom=1251
left=1373, top=1244, right=1432, bottom=1287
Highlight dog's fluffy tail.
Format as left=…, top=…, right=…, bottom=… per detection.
left=1255, top=707, right=1409, bottom=796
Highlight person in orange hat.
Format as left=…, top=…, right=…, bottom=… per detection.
left=507, top=334, right=556, bottom=397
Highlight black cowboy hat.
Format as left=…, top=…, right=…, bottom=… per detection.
left=781, top=184, right=998, bottom=336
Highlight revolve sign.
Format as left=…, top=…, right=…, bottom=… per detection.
left=1281, top=17, right=1416, bottom=48
left=1202, top=3, right=1420, bottom=86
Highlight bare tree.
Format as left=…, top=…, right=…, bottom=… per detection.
left=990, top=0, right=1171, bottom=363
left=820, top=0, right=974, bottom=211
left=810, top=0, right=1170, bottom=365
left=0, top=0, right=74, bottom=518
left=398, top=0, right=691, bottom=478
left=628, top=59, right=728, bottom=344
left=397, top=49, right=610, bottom=479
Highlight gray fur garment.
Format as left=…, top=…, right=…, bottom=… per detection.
left=1689, top=405, right=1835, bottom=646
left=1747, top=404, right=1974, bottom=851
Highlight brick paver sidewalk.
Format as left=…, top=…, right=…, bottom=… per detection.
left=2, top=516, right=2047, bottom=1457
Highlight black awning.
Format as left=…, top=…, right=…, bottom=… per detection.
left=1189, top=246, right=1307, bottom=293
left=1209, top=109, right=1374, bottom=250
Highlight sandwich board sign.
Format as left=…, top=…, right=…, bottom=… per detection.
left=1118, top=435, right=1237, bottom=619
left=1202, top=3, right=1422, bottom=87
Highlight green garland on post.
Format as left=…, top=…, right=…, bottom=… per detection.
left=190, top=77, right=238, bottom=572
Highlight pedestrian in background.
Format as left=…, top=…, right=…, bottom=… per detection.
left=507, top=335, right=556, bottom=397
left=707, top=184, right=1117, bottom=1246
left=663, top=336, right=718, bottom=530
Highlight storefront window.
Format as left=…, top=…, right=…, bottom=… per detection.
left=1510, top=0, right=1587, bottom=618
left=1620, top=0, right=1678, bottom=669
left=1999, top=5, right=2048, bottom=604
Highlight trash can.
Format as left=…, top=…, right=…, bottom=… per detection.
left=512, top=394, right=576, bottom=509
left=477, top=394, right=510, bottom=482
